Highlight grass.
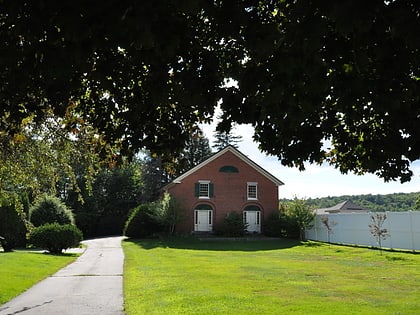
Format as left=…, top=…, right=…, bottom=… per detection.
left=0, top=250, right=78, bottom=305
left=123, top=237, right=420, bottom=315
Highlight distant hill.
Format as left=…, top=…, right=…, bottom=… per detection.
left=280, top=192, right=420, bottom=212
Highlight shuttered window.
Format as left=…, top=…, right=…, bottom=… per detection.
left=194, top=181, right=214, bottom=198
left=247, top=182, right=258, bottom=200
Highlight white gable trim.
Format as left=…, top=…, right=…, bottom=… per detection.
left=162, top=146, right=284, bottom=190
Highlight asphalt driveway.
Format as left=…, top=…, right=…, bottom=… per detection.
left=0, top=236, right=125, bottom=315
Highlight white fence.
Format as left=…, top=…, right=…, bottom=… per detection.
left=306, top=211, right=420, bottom=251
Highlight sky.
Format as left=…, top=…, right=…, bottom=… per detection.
left=200, top=121, right=420, bottom=200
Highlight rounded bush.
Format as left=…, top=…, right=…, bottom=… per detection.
left=219, top=212, right=247, bottom=237
left=0, top=193, right=27, bottom=251
left=263, top=213, right=300, bottom=239
left=263, top=213, right=283, bottom=237
left=29, top=223, right=83, bottom=254
left=123, top=203, right=163, bottom=238
left=30, top=194, right=75, bottom=227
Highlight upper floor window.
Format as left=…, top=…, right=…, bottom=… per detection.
left=247, top=182, right=258, bottom=200
left=199, top=181, right=210, bottom=198
left=195, top=180, right=214, bottom=199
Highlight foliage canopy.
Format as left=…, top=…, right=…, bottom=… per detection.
left=1, top=1, right=419, bottom=182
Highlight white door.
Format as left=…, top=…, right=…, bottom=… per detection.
left=244, top=211, right=261, bottom=233
left=194, top=210, right=213, bottom=232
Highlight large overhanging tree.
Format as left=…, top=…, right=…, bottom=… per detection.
left=1, top=1, right=419, bottom=183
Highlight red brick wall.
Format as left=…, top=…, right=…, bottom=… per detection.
left=166, top=151, right=280, bottom=233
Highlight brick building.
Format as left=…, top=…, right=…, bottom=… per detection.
left=162, top=146, right=284, bottom=234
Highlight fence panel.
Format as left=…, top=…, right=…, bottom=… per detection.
left=306, top=211, right=420, bottom=251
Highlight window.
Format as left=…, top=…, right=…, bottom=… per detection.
left=219, top=165, right=239, bottom=173
left=247, top=182, right=258, bottom=200
left=195, top=181, right=214, bottom=198
left=199, top=182, right=209, bottom=198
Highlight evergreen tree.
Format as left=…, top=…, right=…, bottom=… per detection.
left=140, top=153, right=167, bottom=203
left=212, top=125, right=243, bottom=151
left=179, top=130, right=212, bottom=172
left=140, top=130, right=212, bottom=202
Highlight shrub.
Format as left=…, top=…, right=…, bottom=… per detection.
left=217, top=212, right=247, bottom=237
left=284, top=198, right=315, bottom=240
left=0, top=193, right=27, bottom=251
left=28, top=223, right=83, bottom=254
left=263, top=212, right=300, bottom=239
left=263, top=213, right=284, bottom=237
left=123, top=203, right=164, bottom=238
left=278, top=213, right=300, bottom=239
left=74, top=212, right=100, bottom=238
left=153, top=193, right=186, bottom=235
left=30, top=194, right=75, bottom=227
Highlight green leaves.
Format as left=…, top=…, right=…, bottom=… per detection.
left=1, top=1, right=419, bottom=182
left=28, top=223, right=83, bottom=254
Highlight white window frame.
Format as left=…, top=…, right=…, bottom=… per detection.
left=247, top=182, right=258, bottom=200
left=198, top=180, right=210, bottom=199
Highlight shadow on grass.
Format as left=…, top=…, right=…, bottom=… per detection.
left=324, top=241, right=419, bottom=255
left=0, top=250, right=80, bottom=259
left=300, top=241, right=323, bottom=248
left=8, top=248, right=81, bottom=257
left=124, top=236, right=302, bottom=251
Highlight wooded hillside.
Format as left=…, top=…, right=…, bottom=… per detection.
left=281, top=192, right=420, bottom=212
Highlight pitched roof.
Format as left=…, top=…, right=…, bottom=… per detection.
left=330, top=200, right=367, bottom=211
left=162, top=145, right=284, bottom=190
left=316, top=200, right=369, bottom=214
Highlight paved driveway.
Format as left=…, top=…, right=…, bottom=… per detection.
left=0, top=236, right=125, bottom=315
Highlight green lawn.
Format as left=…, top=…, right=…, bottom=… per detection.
left=0, top=251, right=78, bottom=305
left=123, top=238, right=420, bottom=315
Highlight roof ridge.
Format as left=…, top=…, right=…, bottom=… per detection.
left=162, top=146, right=284, bottom=190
